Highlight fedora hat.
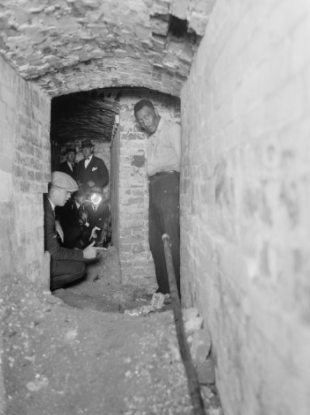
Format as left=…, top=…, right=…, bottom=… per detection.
left=65, top=146, right=76, bottom=153
left=81, top=139, right=94, bottom=148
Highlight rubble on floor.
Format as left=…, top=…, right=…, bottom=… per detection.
left=1, top=248, right=223, bottom=415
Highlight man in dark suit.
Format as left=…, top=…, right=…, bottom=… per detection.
left=84, top=186, right=111, bottom=246
left=58, top=187, right=91, bottom=249
left=59, top=147, right=77, bottom=180
left=76, top=139, right=109, bottom=190
left=44, top=171, right=97, bottom=291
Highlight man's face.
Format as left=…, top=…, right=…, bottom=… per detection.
left=55, top=188, right=71, bottom=207
left=76, top=194, right=85, bottom=205
left=135, top=106, right=159, bottom=134
left=82, top=146, right=92, bottom=158
left=66, top=151, right=76, bottom=163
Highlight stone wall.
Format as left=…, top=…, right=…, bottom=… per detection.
left=0, top=56, right=51, bottom=291
left=0, top=55, right=51, bottom=411
left=181, top=1, right=310, bottom=415
left=115, top=90, right=180, bottom=286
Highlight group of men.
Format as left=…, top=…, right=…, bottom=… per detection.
left=45, top=99, right=181, bottom=301
left=58, top=138, right=109, bottom=188
left=45, top=138, right=110, bottom=290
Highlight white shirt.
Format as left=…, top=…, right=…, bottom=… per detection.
left=84, top=154, right=93, bottom=168
left=67, top=161, right=74, bottom=171
left=147, top=117, right=181, bottom=176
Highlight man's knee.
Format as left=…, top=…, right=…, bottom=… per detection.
left=72, top=261, right=86, bottom=277
left=50, top=261, right=86, bottom=291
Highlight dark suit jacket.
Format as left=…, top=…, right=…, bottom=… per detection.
left=76, top=155, right=109, bottom=188
left=44, top=196, right=84, bottom=262
left=58, top=161, right=77, bottom=180
left=57, top=200, right=91, bottom=248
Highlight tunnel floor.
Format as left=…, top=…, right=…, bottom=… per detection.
left=2, top=248, right=223, bottom=415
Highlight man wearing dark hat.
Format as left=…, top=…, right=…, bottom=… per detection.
left=76, top=139, right=109, bottom=190
left=44, top=171, right=97, bottom=291
left=59, top=147, right=77, bottom=180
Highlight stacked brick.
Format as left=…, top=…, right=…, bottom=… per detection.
left=0, top=55, right=51, bottom=411
left=0, top=56, right=51, bottom=291
left=118, top=131, right=155, bottom=286
left=0, top=0, right=214, bottom=98
left=181, top=1, right=310, bottom=415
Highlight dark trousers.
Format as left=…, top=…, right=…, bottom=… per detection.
left=51, top=260, right=86, bottom=291
left=149, top=171, right=180, bottom=294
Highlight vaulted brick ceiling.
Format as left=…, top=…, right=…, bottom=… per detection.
left=0, top=0, right=215, bottom=96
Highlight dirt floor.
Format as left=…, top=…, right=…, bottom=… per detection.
left=2, top=248, right=223, bottom=415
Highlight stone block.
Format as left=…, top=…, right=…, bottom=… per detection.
left=182, top=307, right=199, bottom=321
left=0, top=171, right=13, bottom=202
left=190, top=328, right=212, bottom=364
left=196, top=358, right=215, bottom=385
left=184, top=316, right=203, bottom=334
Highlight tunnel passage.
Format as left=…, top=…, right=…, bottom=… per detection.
left=1, top=0, right=310, bottom=414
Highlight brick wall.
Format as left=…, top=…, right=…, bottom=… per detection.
left=181, top=1, right=310, bottom=414
left=0, top=56, right=51, bottom=290
left=0, top=1, right=212, bottom=98
left=114, top=91, right=180, bottom=286
left=0, top=56, right=51, bottom=410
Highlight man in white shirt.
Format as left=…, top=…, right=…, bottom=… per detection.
left=134, top=99, right=181, bottom=297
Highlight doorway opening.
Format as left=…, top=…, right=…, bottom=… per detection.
left=50, top=87, right=180, bottom=289
left=50, top=89, right=120, bottom=249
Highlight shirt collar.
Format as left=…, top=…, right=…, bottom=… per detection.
left=85, top=154, right=93, bottom=162
left=150, top=117, right=163, bottom=137
left=47, top=197, right=55, bottom=211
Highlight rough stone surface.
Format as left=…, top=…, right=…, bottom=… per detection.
left=1, top=252, right=223, bottom=415
left=190, top=328, right=212, bottom=364
left=184, top=316, right=203, bottom=334
left=0, top=0, right=215, bottom=97
left=181, top=1, right=310, bottom=414
left=182, top=307, right=199, bottom=322
left=196, top=359, right=215, bottom=385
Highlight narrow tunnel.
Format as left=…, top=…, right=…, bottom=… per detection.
left=1, top=1, right=310, bottom=414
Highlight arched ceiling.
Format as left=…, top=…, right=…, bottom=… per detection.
left=0, top=0, right=215, bottom=97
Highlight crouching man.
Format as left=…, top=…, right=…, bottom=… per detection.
left=44, top=171, right=97, bottom=291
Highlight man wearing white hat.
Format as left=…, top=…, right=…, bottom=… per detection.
left=44, top=171, right=97, bottom=291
